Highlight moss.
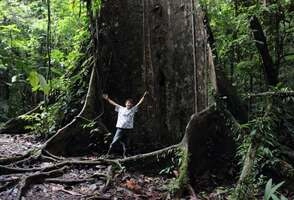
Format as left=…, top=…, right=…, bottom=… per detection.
left=168, top=147, right=189, bottom=196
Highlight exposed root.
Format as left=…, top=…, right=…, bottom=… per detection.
left=12, top=152, right=42, bottom=167
left=40, top=154, right=59, bottom=162
left=0, top=164, right=43, bottom=174
left=116, top=143, right=182, bottom=166
left=0, top=177, right=20, bottom=184
left=0, top=151, right=32, bottom=165
left=43, top=66, right=105, bottom=156
left=0, top=178, right=20, bottom=192
left=0, top=143, right=183, bottom=199
left=0, top=154, right=128, bottom=199
left=16, top=166, right=67, bottom=200
left=0, top=159, right=100, bottom=175
left=87, top=195, right=111, bottom=200
left=44, top=177, right=96, bottom=185
left=42, top=150, right=65, bottom=161
left=43, top=171, right=108, bottom=185
left=101, top=165, right=113, bottom=193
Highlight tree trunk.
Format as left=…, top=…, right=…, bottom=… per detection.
left=249, top=15, right=278, bottom=86
left=46, top=0, right=245, bottom=182
left=99, top=0, right=212, bottom=150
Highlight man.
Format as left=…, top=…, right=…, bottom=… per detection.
left=103, top=91, right=148, bottom=157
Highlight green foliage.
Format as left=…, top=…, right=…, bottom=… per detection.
left=81, top=120, right=96, bottom=129
left=201, top=1, right=294, bottom=195
left=20, top=103, right=62, bottom=138
left=264, top=179, right=287, bottom=200
left=27, top=71, right=49, bottom=95
left=234, top=107, right=279, bottom=167
left=159, top=152, right=182, bottom=175
left=231, top=90, right=294, bottom=199
left=0, top=0, right=89, bottom=117
left=91, top=0, right=102, bottom=15
left=200, top=0, right=294, bottom=92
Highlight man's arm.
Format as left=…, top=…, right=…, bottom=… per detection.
left=103, top=94, right=121, bottom=107
left=135, top=91, right=148, bottom=107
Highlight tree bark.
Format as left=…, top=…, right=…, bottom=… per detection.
left=249, top=15, right=278, bottom=86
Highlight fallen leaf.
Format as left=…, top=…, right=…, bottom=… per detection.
left=124, top=179, right=142, bottom=193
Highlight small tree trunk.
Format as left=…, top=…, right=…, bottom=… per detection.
left=249, top=15, right=278, bottom=86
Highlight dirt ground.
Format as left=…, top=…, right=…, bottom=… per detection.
left=1, top=134, right=293, bottom=200
left=0, top=134, right=172, bottom=200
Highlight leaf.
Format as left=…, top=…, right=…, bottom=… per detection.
left=27, top=71, right=50, bottom=94
left=51, top=67, right=64, bottom=76
left=0, top=24, right=21, bottom=33
left=124, top=179, right=142, bottom=193
left=264, top=179, right=272, bottom=200
left=38, top=73, right=50, bottom=95
left=271, top=181, right=285, bottom=196
left=27, top=71, right=40, bottom=92
left=280, top=195, right=288, bottom=200
left=251, top=129, right=257, bottom=136
left=271, top=193, right=280, bottom=200
left=11, top=75, right=18, bottom=83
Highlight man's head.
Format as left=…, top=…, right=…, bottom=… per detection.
left=125, top=98, right=134, bottom=109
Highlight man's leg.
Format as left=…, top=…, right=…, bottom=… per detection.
left=120, top=129, right=132, bottom=157
left=119, top=129, right=127, bottom=158
left=120, top=141, right=126, bottom=158
left=107, top=128, right=123, bottom=155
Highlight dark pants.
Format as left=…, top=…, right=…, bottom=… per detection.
left=107, top=128, right=132, bottom=156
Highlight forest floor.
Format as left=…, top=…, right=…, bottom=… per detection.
left=3, top=134, right=293, bottom=199
left=0, top=134, right=173, bottom=200
left=0, top=133, right=240, bottom=200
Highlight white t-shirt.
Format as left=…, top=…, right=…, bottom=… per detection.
left=115, top=105, right=138, bottom=129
